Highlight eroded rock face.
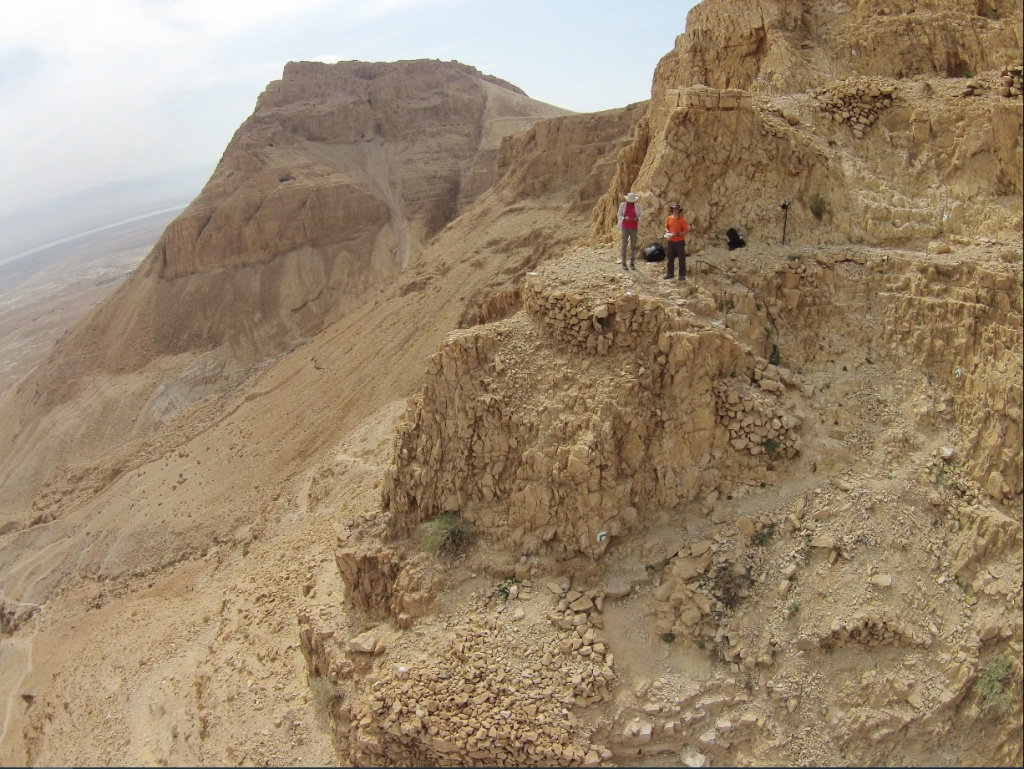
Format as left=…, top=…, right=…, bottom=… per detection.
left=594, top=0, right=1023, bottom=251
left=156, top=60, right=565, bottom=281
left=42, top=60, right=570, bottom=381
left=654, top=0, right=1022, bottom=97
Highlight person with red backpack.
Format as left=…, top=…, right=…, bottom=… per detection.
left=617, top=192, right=643, bottom=270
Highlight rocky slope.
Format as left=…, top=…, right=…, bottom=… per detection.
left=0, top=0, right=1022, bottom=766
left=0, top=64, right=640, bottom=765
left=0, top=59, right=569, bottom=530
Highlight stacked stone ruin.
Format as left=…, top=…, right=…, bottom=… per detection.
left=812, top=77, right=896, bottom=138
left=817, top=614, right=932, bottom=650
left=714, top=375, right=802, bottom=459
left=999, top=62, right=1023, bottom=98
left=340, top=609, right=614, bottom=767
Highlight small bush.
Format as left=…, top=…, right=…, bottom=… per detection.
left=661, top=633, right=676, bottom=643
left=419, top=513, right=474, bottom=558
left=975, top=657, right=1016, bottom=713
left=763, top=438, right=781, bottom=454
left=496, top=577, right=517, bottom=601
left=753, top=523, right=776, bottom=547
left=713, top=565, right=754, bottom=609
left=810, top=194, right=828, bottom=221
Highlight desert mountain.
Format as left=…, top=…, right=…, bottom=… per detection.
left=0, top=0, right=1022, bottom=766
left=0, top=59, right=571, bottom=526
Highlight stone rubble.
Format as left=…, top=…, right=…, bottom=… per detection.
left=812, top=77, right=897, bottom=139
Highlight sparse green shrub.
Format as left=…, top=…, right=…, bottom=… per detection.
left=810, top=194, right=828, bottom=221
left=419, top=513, right=474, bottom=558
left=496, top=577, right=517, bottom=601
left=975, top=657, right=1016, bottom=713
left=662, top=633, right=676, bottom=643
left=763, top=438, right=781, bottom=455
left=753, top=523, right=776, bottom=547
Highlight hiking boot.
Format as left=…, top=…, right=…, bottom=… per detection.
left=621, top=264, right=628, bottom=271
left=663, top=275, right=674, bottom=280
left=630, top=263, right=636, bottom=270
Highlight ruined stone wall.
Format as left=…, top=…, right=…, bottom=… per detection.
left=381, top=260, right=807, bottom=565
left=696, top=248, right=1023, bottom=498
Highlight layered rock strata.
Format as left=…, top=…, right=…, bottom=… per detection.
left=593, top=0, right=1023, bottom=251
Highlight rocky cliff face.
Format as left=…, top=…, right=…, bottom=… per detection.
left=594, top=0, right=1023, bottom=250
left=0, top=59, right=569, bottom=519
left=322, top=2, right=1022, bottom=766
left=19, top=60, right=569, bottom=389
left=1, top=2, right=1022, bottom=767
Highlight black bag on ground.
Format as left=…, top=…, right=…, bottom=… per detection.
left=642, top=242, right=666, bottom=262
left=726, top=228, right=746, bottom=250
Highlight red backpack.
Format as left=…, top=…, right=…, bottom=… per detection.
left=622, top=202, right=638, bottom=229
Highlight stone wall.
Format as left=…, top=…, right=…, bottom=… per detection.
left=377, top=256, right=809, bottom=574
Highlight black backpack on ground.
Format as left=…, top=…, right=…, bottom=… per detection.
left=726, top=228, right=746, bottom=250
left=642, top=242, right=666, bottom=262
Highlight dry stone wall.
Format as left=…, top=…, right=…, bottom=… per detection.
left=369, top=252, right=813, bottom=606
left=700, top=247, right=1022, bottom=498
left=1000, top=62, right=1024, bottom=96
left=339, top=618, right=604, bottom=767
left=812, top=78, right=896, bottom=138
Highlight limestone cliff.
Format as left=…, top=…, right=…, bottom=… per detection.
left=22, top=60, right=569, bottom=389
left=324, top=3, right=1022, bottom=766
left=594, top=0, right=1023, bottom=250
left=0, top=2, right=1022, bottom=767
left=0, top=59, right=569, bottom=518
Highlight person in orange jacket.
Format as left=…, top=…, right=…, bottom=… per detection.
left=663, top=202, right=689, bottom=280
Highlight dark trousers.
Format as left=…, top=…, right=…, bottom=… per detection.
left=666, top=239, right=686, bottom=278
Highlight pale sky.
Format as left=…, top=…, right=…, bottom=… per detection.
left=0, top=0, right=698, bottom=218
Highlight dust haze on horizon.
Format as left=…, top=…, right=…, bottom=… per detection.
left=0, top=0, right=696, bottom=220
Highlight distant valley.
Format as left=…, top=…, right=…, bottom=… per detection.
left=0, top=211, right=179, bottom=397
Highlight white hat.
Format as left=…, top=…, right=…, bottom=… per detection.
left=624, top=192, right=638, bottom=202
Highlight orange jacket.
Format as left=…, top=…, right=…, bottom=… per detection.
left=665, top=214, right=689, bottom=242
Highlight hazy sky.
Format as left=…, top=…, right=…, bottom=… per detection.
left=0, top=0, right=698, bottom=218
